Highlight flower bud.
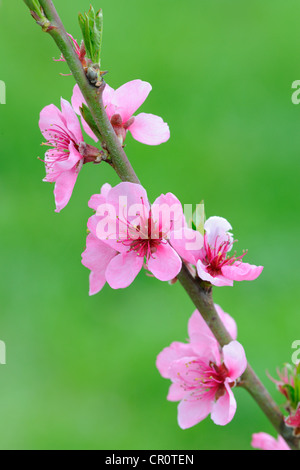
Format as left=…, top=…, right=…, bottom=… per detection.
left=110, top=114, right=126, bottom=144
left=78, top=142, right=103, bottom=164
left=25, top=0, right=53, bottom=32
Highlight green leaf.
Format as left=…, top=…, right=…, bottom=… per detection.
left=24, top=0, right=42, bottom=13
left=78, top=6, right=103, bottom=66
left=294, top=371, right=300, bottom=409
left=25, top=0, right=52, bottom=31
left=80, top=104, right=103, bottom=143
left=282, top=384, right=295, bottom=405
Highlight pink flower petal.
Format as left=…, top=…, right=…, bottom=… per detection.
left=107, top=182, right=150, bottom=214
left=81, top=233, right=117, bottom=295
left=196, top=260, right=234, bottom=286
left=187, top=311, right=220, bottom=363
left=187, top=307, right=237, bottom=362
left=88, top=215, right=128, bottom=254
left=88, top=183, right=112, bottom=210
left=43, top=150, right=59, bottom=182
left=87, top=185, right=121, bottom=251
left=71, top=84, right=84, bottom=115
left=105, top=252, right=144, bottom=289
left=88, top=183, right=150, bottom=252
left=167, top=383, right=185, bottom=402
left=190, top=334, right=220, bottom=364
left=71, top=85, right=98, bottom=141
left=188, top=310, right=212, bottom=340
left=277, top=436, right=291, bottom=451
left=152, top=193, right=185, bottom=235
left=39, top=104, right=65, bottom=140
left=147, top=243, right=182, bottom=281
left=167, top=356, right=198, bottom=382
left=56, top=142, right=82, bottom=172
left=215, top=304, right=238, bottom=340
left=204, top=216, right=233, bottom=247
left=87, top=214, right=100, bottom=238
left=54, top=168, right=78, bottom=213
left=112, top=80, right=152, bottom=123
left=211, top=380, right=237, bottom=426
left=251, top=433, right=290, bottom=451
left=60, top=98, right=83, bottom=142
left=102, top=83, right=116, bottom=120
left=170, top=228, right=203, bottom=264
left=103, top=183, right=150, bottom=246
left=223, top=341, right=247, bottom=381
left=178, top=394, right=213, bottom=429
left=156, top=342, right=195, bottom=379
left=129, top=113, right=170, bottom=145
left=221, top=262, right=264, bottom=282
left=100, top=183, right=113, bottom=199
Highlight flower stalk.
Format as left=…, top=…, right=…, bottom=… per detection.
left=23, top=0, right=300, bottom=450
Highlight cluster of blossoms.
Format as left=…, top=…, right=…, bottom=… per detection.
left=40, top=79, right=170, bottom=212
left=37, top=29, right=289, bottom=449
left=81, top=188, right=263, bottom=294
left=39, top=72, right=265, bottom=440
left=39, top=73, right=263, bottom=293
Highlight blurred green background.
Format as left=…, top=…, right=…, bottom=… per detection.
left=0, top=0, right=299, bottom=450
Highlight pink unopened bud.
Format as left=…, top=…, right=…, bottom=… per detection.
left=110, top=114, right=126, bottom=144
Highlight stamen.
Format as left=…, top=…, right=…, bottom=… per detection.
left=203, top=233, right=248, bottom=276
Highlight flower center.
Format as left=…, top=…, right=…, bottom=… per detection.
left=177, top=359, right=231, bottom=402
left=110, top=114, right=135, bottom=144
left=203, top=234, right=247, bottom=276
left=117, top=208, right=167, bottom=262
left=42, top=124, right=79, bottom=169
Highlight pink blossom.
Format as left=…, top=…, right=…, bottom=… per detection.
left=72, top=80, right=170, bottom=145
left=39, top=98, right=86, bottom=212
left=156, top=307, right=247, bottom=429
left=171, top=216, right=263, bottom=287
left=82, top=182, right=183, bottom=293
left=251, top=433, right=290, bottom=451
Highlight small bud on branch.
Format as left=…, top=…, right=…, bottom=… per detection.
left=78, top=142, right=104, bottom=164
left=23, top=0, right=54, bottom=32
